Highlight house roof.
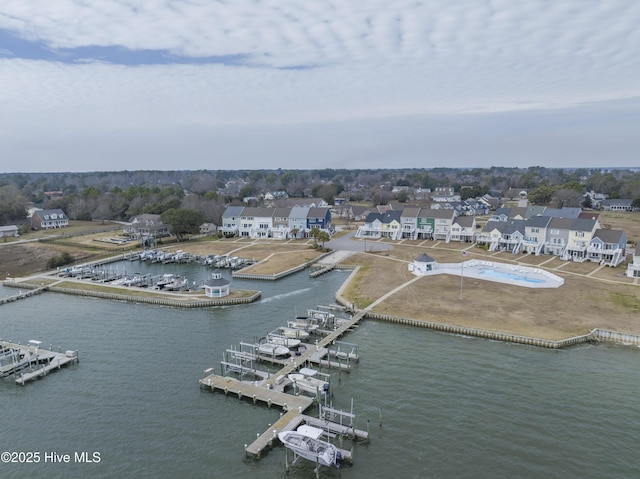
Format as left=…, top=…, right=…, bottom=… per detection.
left=542, top=207, right=582, bottom=218
left=222, top=206, right=245, bottom=217
left=547, top=217, right=575, bottom=230
left=34, top=208, right=67, bottom=220
left=274, top=208, right=290, bottom=218
left=570, top=218, right=598, bottom=232
left=307, top=207, right=330, bottom=218
left=453, top=216, right=475, bottom=227
left=525, top=215, right=552, bottom=228
left=401, top=207, right=420, bottom=218
left=423, top=208, right=456, bottom=219
left=579, top=211, right=600, bottom=221
left=483, top=219, right=525, bottom=234
left=241, top=207, right=276, bottom=217
left=593, top=229, right=625, bottom=244
left=602, top=199, right=633, bottom=206
left=290, top=205, right=311, bottom=218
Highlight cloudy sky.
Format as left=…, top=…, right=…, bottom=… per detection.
left=1, top=0, right=639, bottom=173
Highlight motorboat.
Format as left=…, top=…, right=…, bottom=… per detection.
left=278, top=425, right=341, bottom=467
left=286, top=316, right=320, bottom=333
left=277, top=327, right=309, bottom=340
left=257, top=342, right=290, bottom=357
left=267, top=334, right=301, bottom=349
left=288, top=368, right=330, bottom=396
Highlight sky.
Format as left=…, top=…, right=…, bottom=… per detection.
left=1, top=0, right=639, bottom=173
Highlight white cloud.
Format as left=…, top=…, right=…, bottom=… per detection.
left=0, top=0, right=639, bottom=171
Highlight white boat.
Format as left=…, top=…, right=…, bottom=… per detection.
left=278, top=327, right=309, bottom=340
left=257, top=342, right=290, bottom=357
left=267, top=334, right=301, bottom=349
left=288, top=368, right=330, bottom=396
left=278, top=425, right=341, bottom=467
left=286, top=316, right=320, bottom=333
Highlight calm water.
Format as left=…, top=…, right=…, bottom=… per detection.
left=1, top=266, right=639, bottom=478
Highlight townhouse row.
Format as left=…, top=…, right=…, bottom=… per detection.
left=219, top=206, right=332, bottom=239
left=355, top=207, right=627, bottom=267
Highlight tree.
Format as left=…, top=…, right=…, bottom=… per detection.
left=290, top=227, right=299, bottom=239
left=315, top=230, right=330, bottom=248
left=160, top=208, right=204, bottom=241
left=309, top=227, right=320, bottom=245
left=527, top=183, right=555, bottom=205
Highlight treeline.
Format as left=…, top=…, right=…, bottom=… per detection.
left=1, top=167, right=639, bottom=224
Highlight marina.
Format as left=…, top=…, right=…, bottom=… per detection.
left=0, top=273, right=639, bottom=478
left=200, top=306, right=368, bottom=468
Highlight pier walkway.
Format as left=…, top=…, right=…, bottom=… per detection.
left=0, top=284, right=50, bottom=305
left=1, top=340, right=79, bottom=384
left=200, top=309, right=367, bottom=458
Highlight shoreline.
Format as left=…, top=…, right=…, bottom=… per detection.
left=3, top=240, right=639, bottom=348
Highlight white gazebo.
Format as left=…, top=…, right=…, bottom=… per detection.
left=204, top=270, right=230, bottom=298
left=408, top=253, right=437, bottom=275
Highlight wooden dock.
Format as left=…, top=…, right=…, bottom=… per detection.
left=0, top=284, right=49, bottom=305
left=1, top=340, right=79, bottom=385
left=200, top=309, right=367, bottom=460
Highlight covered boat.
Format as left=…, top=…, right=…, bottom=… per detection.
left=278, top=425, right=340, bottom=467
left=288, top=368, right=330, bottom=396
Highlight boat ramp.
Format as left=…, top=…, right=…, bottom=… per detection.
left=0, top=340, right=79, bottom=385
left=199, top=307, right=369, bottom=465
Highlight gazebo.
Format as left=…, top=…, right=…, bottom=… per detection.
left=204, top=270, right=230, bottom=298
left=409, top=253, right=437, bottom=275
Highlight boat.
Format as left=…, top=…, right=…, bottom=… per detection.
left=277, top=327, right=309, bottom=340
left=288, top=367, right=330, bottom=396
left=278, top=425, right=341, bottom=467
left=286, top=316, right=320, bottom=333
left=257, top=342, right=290, bottom=357
left=267, top=334, right=301, bottom=349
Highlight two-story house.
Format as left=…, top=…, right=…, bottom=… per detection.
left=31, top=209, right=69, bottom=230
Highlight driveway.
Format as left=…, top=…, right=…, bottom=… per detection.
left=325, top=230, right=394, bottom=253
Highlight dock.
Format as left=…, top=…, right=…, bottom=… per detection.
left=0, top=284, right=49, bottom=305
left=199, top=309, right=368, bottom=460
left=0, top=340, right=79, bottom=385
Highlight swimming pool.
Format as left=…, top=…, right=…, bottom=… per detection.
left=410, top=259, right=564, bottom=288
left=478, top=268, right=545, bottom=284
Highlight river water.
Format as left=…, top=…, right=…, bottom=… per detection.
left=1, top=264, right=639, bottom=478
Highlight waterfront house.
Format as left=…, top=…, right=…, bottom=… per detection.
left=428, top=208, right=456, bottom=242
left=544, top=218, right=573, bottom=257
left=478, top=219, right=526, bottom=253
left=243, top=207, right=276, bottom=238
left=451, top=216, right=476, bottom=243
left=123, top=214, right=170, bottom=239
left=522, top=216, right=552, bottom=255
left=357, top=210, right=402, bottom=239
left=400, top=207, right=420, bottom=239
left=307, top=207, right=332, bottom=232
left=588, top=229, right=627, bottom=266
left=289, top=206, right=311, bottom=238
left=271, top=208, right=291, bottom=239
left=31, top=209, right=69, bottom=230
left=220, top=206, right=244, bottom=236
left=563, top=218, right=600, bottom=262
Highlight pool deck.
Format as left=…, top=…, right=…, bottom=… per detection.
left=416, top=259, right=564, bottom=288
